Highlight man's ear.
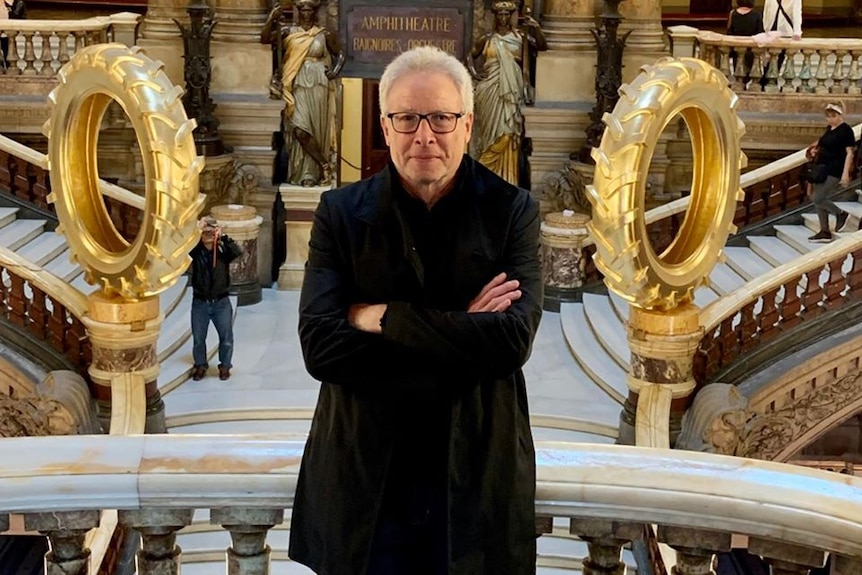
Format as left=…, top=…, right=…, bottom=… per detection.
left=380, top=115, right=392, bottom=147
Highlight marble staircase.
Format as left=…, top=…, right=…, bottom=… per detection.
left=561, top=193, right=862, bottom=402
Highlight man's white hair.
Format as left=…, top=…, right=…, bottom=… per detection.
left=378, top=46, right=474, bottom=117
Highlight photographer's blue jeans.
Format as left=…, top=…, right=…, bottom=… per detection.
left=191, top=297, right=233, bottom=369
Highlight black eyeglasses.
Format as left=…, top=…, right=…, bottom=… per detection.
left=386, top=112, right=465, bottom=134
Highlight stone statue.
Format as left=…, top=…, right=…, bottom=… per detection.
left=677, top=383, right=752, bottom=456
left=262, top=0, right=345, bottom=187
left=467, top=0, right=547, bottom=186
left=0, top=370, right=100, bottom=438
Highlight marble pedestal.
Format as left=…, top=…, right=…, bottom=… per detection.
left=211, top=204, right=263, bottom=306
left=277, top=184, right=329, bottom=290
left=541, top=211, right=591, bottom=311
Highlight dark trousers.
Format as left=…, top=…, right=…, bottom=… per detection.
left=191, top=296, right=234, bottom=368
left=366, top=485, right=448, bottom=575
left=812, top=175, right=842, bottom=232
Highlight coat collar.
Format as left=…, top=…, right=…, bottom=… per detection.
left=354, top=155, right=491, bottom=225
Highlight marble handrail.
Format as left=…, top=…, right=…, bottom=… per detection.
left=0, top=244, right=88, bottom=317
left=0, top=13, right=139, bottom=34
left=1, top=435, right=861, bottom=558
left=0, top=133, right=145, bottom=210
left=584, top=123, right=862, bottom=250
left=699, top=229, right=862, bottom=332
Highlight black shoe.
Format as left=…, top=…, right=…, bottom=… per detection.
left=836, top=211, right=850, bottom=232
left=192, top=366, right=206, bottom=381
left=808, top=230, right=833, bottom=243
left=218, top=364, right=231, bottom=381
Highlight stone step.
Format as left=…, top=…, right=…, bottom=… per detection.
left=747, top=235, right=804, bottom=267
left=559, top=302, right=627, bottom=406
left=0, top=219, right=45, bottom=251
left=0, top=207, right=19, bottom=229
left=774, top=225, right=816, bottom=254
left=156, top=291, right=194, bottom=362
left=15, top=231, right=66, bottom=266
left=42, top=249, right=83, bottom=283
left=582, top=293, right=629, bottom=370
left=706, top=262, right=746, bottom=296
left=723, top=246, right=775, bottom=281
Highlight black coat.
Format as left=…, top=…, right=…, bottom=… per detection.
left=289, top=157, right=543, bottom=575
left=189, top=235, right=241, bottom=299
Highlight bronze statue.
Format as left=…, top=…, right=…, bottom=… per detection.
left=467, top=0, right=546, bottom=186
left=262, top=0, right=345, bottom=187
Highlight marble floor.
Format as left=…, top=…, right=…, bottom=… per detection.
left=162, top=287, right=622, bottom=442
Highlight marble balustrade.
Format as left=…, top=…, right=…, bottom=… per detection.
left=0, top=13, right=140, bottom=77
left=0, top=435, right=861, bottom=574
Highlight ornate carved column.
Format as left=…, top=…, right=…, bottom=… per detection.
left=570, top=518, right=642, bottom=575
left=540, top=211, right=590, bottom=311
left=212, top=0, right=270, bottom=42
left=622, top=305, right=702, bottom=447
left=211, top=204, right=264, bottom=306
left=140, top=0, right=190, bottom=40
left=119, top=509, right=193, bottom=574
left=527, top=0, right=599, bottom=187
left=83, top=293, right=164, bottom=434
left=618, top=0, right=666, bottom=65
left=25, top=510, right=101, bottom=575
left=658, top=526, right=732, bottom=575
left=211, top=508, right=284, bottom=574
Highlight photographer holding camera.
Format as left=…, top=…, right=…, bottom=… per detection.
left=189, top=216, right=242, bottom=381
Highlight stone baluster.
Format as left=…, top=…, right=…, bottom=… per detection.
left=540, top=211, right=590, bottom=312
left=798, top=50, right=815, bottom=93
left=836, top=555, right=862, bottom=575
left=57, top=31, right=71, bottom=66
left=21, top=32, right=37, bottom=75
left=658, top=526, right=731, bottom=575
left=212, top=508, right=284, bottom=575
left=73, top=31, right=86, bottom=53
left=5, top=31, right=20, bottom=74
left=763, top=48, right=781, bottom=93
left=749, top=538, right=825, bottom=575
left=119, top=509, right=193, bottom=575
left=814, top=50, right=831, bottom=94
left=211, top=204, right=263, bottom=306
left=39, top=34, right=54, bottom=76
left=847, top=51, right=862, bottom=95
left=832, top=50, right=849, bottom=93
left=570, top=518, right=642, bottom=575
left=781, top=48, right=799, bottom=93
left=25, top=510, right=101, bottom=575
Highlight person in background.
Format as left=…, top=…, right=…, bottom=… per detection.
left=289, top=45, right=543, bottom=575
left=763, top=0, right=802, bottom=40
left=807, top=102, right=855, bottom=243
left=189, top=216, right=242, bottom=380
left=726, top=0, right=763, bottom=85
left=0, top=0, right=8, bottom=70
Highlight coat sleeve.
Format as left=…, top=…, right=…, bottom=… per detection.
left=381, top=192, right=543, bottom=380
left=298, top=194, right=421, bottom=387
left=219, top=235, right=243, bottom=264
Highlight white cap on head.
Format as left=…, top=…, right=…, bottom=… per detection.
left=825, top=102, right=844, bottom=115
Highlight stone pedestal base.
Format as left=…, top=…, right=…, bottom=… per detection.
left=211, top=204, right=263, bottom=306
left=540, top=211, right=591, bottom=311
left=278, top=184, right=329, bottom=290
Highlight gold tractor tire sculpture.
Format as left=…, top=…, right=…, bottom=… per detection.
left=588, top=57, right=746, bottom=311
left=46, top=44, right=205, bottom=299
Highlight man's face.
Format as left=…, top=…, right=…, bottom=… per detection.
left=381, top=71, right=473, bottom=195
left=201, top=230, right=217, bottom=250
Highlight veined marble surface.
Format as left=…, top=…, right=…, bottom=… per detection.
left=162, top=288, right=622, bottom=441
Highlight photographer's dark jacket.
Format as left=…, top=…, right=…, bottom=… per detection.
left=289, top=157, right=543, bottom=575
left=189, top=235, right=242, bottom=300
